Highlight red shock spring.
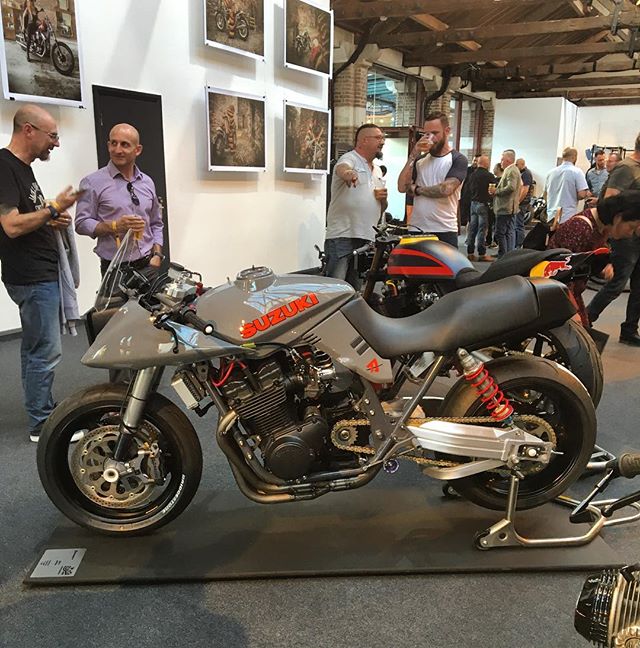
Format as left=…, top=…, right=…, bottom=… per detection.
left=458, top=350, right=513, bottom=422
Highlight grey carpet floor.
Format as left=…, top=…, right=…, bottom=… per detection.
left=1, top=283, right=640, bottom=648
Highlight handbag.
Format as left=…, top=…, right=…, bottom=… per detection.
left=522, top=207, right=563, bottom=250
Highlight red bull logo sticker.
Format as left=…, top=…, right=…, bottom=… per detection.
left=531, top=257, right=572, bottom=278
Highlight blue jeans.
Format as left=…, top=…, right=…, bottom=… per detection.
left=324, top=237, right=369, bottom=290
left=432, top=231, right=459, bottom=249
left=495, top=213, right=516, bottom=258
left=5, top=281, right=62, bottom=433
left=466, top=202, right=489, bottom=256
left=587, top=236, right=640, bottom=335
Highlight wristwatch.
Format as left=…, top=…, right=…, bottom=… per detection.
left=151, top=251, right=165, bottom=261
left=46, top=203, right=60, bottom=220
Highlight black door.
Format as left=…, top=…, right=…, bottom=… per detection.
left=92, top=85, right=170, bottom=261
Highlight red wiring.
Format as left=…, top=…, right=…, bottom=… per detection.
left=211, top=361, right=235, bottom=387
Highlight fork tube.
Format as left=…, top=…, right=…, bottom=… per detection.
left=392, top=354, right=449, bottom=434
left=113, top=367, right=160, bottom=461
left=362, top=243, right=386, bottom=302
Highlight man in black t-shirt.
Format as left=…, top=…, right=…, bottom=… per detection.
left=516, top=158, right=533, bottom=248
left=0, top=104, right=79, bottom=442
left=465, top=155, right=495, bottom=261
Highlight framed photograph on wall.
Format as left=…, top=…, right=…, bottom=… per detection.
left=204, top=0, right=265, bottom=61
left=284, top=0, right=332, bottom=79
left=0, top=0, right=83, bottom=106
left=284, top=101, right=330, bottom=174
left=206, top=86, right=266, bottom=172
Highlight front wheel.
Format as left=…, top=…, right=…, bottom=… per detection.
left=439, top=356, right=596, bottom=511
left=37, top=383, right=203, bottom=535
left=51, top=42, right=74, bottom=75
left=236, top=16, right=249, bottom=40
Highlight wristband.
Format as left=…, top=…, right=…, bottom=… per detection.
left=46, top=204, right=60, bottom=220
left=111, top=220, right=117, bottom=232
left=151, top=251, right=165, bottom=261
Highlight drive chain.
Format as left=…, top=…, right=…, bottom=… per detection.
left=330, top=414, right=556, bottom=469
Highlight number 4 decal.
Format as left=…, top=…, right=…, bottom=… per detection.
left=366, top=358, right=381, bottom=373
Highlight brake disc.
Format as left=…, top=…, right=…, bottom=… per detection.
left=70, top=424, right=162, bottom=509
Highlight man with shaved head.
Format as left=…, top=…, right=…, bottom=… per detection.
left=465, top=154, right=495, bottom=261
left=75, top=123, right=164, bottom=276
left=0, top=103, right=80, bottom=442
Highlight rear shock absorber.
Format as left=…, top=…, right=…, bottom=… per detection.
left=457, top=349, right=514, bottom=423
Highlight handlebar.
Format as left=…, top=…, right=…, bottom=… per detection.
left=180, top=307, right=215, bottom=335
left=609, top=453, right=640, bottom=479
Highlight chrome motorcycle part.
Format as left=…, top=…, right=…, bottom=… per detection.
left=172, top=368, right=207, bottom=410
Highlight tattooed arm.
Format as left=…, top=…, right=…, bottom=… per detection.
left=414, top=177, right=462, bottom=198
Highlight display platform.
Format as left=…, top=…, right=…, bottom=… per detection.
left=25, top=485, right=623, bottom=586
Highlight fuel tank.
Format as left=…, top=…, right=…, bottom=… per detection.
left=386, top=236, right=473, bottom=282
left=195, top=266, right=355, bottom=345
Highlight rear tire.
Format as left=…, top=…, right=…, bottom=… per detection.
left=439, top=356, right=596, bottom=511
left=37, top=383, right=202, bottom=536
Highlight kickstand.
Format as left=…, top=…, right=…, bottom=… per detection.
left=584, top=444, right=617, bottom=475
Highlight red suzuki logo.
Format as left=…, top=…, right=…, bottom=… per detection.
left=240, top=293, right=319, bottom=339
left=543, top=258, right=572, bottom=278
left=366, top=358, right=381, bottom=373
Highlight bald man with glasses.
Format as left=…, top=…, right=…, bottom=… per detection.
left=75, top=123, right=164, bottom=277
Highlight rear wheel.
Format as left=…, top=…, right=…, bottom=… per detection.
left=501, top=320, right=603, bottom=407
left=37, top=383, right=202, bottom=535
left=51, top=42, right=74, bottom=75
left=439, top=356, right=596, bottom=511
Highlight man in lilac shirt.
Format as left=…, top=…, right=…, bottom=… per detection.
left=75, top=123, right=164, bottom=276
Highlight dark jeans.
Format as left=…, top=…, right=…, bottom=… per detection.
left=467, top=201, right=489, bottom=256
left=495, top=213, right=516, bottom=258
left=486, top=208, right=496, bottom=246
left=431, top=231, right=459, bottom=248
left=587, top=236, right=640, bottom=336
left=324, top=237, right=369, bottom=290
left=515, top=204, right=528, bottom=248
left=5, top=280, right=62, bottom=433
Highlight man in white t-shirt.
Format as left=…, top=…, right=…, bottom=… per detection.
left=544, top=147, right=590, bottom=224
left=397, top=111, right=468, bottom=248
left=324, top=124, right=387, bottom=288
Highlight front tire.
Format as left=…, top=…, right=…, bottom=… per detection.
left=439, top=356, right=596, bottom=511
left=37, top=383, right=202, bottom=536
left=51, top=42, right=74, bottom=75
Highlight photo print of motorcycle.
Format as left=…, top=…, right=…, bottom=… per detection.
left=37, top=231, right=596, bottom=537
left=16, top=9, right=74, bottom=76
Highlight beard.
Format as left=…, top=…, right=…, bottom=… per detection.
left=430, top=138, right=445, bottom=155
left=375, top=150, right=383, bottom=160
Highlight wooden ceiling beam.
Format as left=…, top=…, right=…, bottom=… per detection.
left=475, top=73, right=640, bottom=93
left=403, top=41, right=633, bottom=67
left=472, top=58, right=640, bottom=80
left=496, top=87, right=640, bottom=100
left=574, top=97, right=640, bottom=106
left=334, top=0, right=560, bottom=21
left=375, top=13, right=639, bottom=49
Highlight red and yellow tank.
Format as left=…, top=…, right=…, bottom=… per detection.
left=386, top=236, right=473, bottom=281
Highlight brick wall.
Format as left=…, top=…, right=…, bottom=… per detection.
left=480, top=106, right=495, bottom=157
left=332, top=62, right=371, bottom=154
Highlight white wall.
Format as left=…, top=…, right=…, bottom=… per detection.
left=0, top=0, right=329, bottom=333
left=492, top=97, right=568, bottom=195
left=574, top=105, right=640, bottom=172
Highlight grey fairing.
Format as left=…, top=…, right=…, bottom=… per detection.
left=82, top=300, right=250, bottom=369
left=194, top=272, right=355, bottom=345
left=308, top=310, right=393, bottom=383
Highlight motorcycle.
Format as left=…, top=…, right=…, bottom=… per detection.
left=294, top=29, right=311, bottom=57
left=213, top=0, right=255, bottom=41
left=37, top=231, right=596, bottom=536
left=16, top=11, right=74, bottom=76
left=357, top=224, right=607, bottom=406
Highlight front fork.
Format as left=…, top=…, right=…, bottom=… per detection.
left=113, top=367, right=162, bottom=461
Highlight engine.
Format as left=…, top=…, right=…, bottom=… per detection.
left=218, top=349, right=343, bottom=480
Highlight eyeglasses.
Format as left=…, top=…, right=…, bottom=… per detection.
left=366, top=135, right=386, bottom=141
left=126, top=182, right=140, bottom=206
left=26, top=122, right=59, bottom=142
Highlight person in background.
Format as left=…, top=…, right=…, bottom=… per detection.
left=489, top=149, right=521, bottom=257
left=606, top=151, right=622, bottom=174
left=324, top=123, right=387, bottom=288
left=587, top=134, right=640, bottom=345
left=515, top=158, right=533, bottom=247
left=397, top=111, right=467, bottom=248
left=459, top=153, right=479, bottom=230
left=75, top=123, right=164, bottom=277
left=544, top=147, right=590, bottom=224
left=485, top=162, right=503, bottom=249
left=0, top=104, right=80, bottom=442
left=549, top=191, right=640, bottom=328
left=466, top=155, right=495, bottom=262
left=586, top=150, right=608, bottom=205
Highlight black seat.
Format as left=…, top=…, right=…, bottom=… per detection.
left=341, top=275, right=574, bottom=357
left=454, top=248, right=572, bottom=289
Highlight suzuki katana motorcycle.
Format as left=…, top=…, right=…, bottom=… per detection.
left=37, top=231, right=596, bottom=536
left=16, top=11, right=74, bottom=76
left=355, top=224, right=607, bottom=406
